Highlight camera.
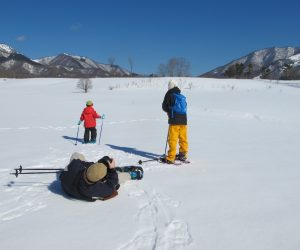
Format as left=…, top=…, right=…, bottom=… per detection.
left=98, top=156, right=112, bottom=164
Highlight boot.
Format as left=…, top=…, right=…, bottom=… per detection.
left=176, top=152, right=187, bottom=162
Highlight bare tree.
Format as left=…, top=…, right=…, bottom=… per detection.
left=128, top=56, right=134, bottom=75
left=158, top=57, right=191, bottom=77
left=167, top=58, right=177, bottom=76
left=108, top=57, right=116, bottom=66
left=175, top=57, right=191, bottom=77
left=108, top=57, right=117, bottom=77
left=77, top=78, right=93, bottom=93
left=158, top=63, right=167, bottom=76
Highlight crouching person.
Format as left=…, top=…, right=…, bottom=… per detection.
left=60, top=152, right=139, bottom=201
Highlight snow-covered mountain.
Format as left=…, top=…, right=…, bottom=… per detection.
left=0, top=44, right=16, bottom=57
left=0, top=44, right=45, bottom=77
left=201, top=46, right=300, bottom=80
left=36, top=53, right=131, bottom=77
left=0, top=43, right=132, bottom=78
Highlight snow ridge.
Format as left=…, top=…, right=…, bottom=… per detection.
left=0, top=43, right=16, bottom=57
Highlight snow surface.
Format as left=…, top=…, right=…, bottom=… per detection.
left=0, top=77, right=300, bottom=250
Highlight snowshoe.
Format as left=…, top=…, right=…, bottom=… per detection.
left=115, top=166, right=144, bottom=180
left=159, top=157, right=175, bottom=164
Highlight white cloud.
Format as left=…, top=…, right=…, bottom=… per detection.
left=16, top=35, right=27, bottom=41
left=70, top=23, right=83, bottom=31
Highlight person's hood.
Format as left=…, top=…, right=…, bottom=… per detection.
left=166, top=86, right=181, bottom=95
left=83, top=106, right=94, bottom=115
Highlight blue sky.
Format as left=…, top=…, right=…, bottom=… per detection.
left=1, top=0, right=300, bottom=76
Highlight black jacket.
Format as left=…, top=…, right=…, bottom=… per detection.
left=60, top=157, right=119, bottom=201
left=162, top=87, right=187, bottom=125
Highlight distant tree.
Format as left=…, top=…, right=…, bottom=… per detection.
left=77, top=78, right=93, bottom=93
left=260, top=66, right=271, bottom=79
left=158, top=64, right=167, bottom=76
left=235, top=63, right=244, bottom=78
left=175, top=57, right=191, bottom=77
left=281, top=63, right=297, bottom=80
left=128, top=56, right=134, bottom=75
left=108, top=57, right=117, bottom=77
left=167, top=58, right=177, bottom=76
left=108, top=57, right=116, bottom=66
left=244, top=63, right=253, bottom=78
left=224, top=65, right=236, bottom=78
left=224, top=63, right=244, bottom=78
left=158, top=57, right=191, bottom=77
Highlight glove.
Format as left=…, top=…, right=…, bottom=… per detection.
left=101, top=114, right=106, bottom=119
left=77, top=120, right=82, bottom=125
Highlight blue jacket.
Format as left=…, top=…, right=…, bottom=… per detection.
left=162, top=87, right=187, bottom=125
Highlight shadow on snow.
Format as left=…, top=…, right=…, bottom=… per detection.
left=106, top=144, right=161, bottom=160
left=62, top=135, right=84, bottom=145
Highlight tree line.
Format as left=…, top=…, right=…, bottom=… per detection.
left=224, top=62, right=299, bottom=80
left=107, top=56, right=191, bottom=77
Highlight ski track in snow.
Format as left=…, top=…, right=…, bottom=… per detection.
left=111, top=148, right=193, bottom=249
left=0, top=178, right=49, bottom=222
left=0, top=118, right=162, bottom=131
left=193, top=107, right=281, bottom=123
left=0, top=110, right=282, bottom=132
left=2, top=146, right=193, bottom=249
left=118, top=179, right=192, bottom=250
left=105, top=149, right=193, bottom=249
left=1, top=127, right=191, bottom=247
left=0, top=160, right=68, bottom=222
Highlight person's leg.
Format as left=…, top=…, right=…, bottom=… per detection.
left=117, top=172, right=131, bottom=184
left=84, top=128, right=90, bottom=143
left=65, top=152, right=87, bottom=170
left=166, top=125, right=179, bottom=162
left=69, top=152, right=86, bottom=162
left=90, top=127, right=97, bottom=142
left=178, top=125, right=188, bottom=158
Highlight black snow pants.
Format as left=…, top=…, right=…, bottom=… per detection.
left=84, top=127, right=97, bottom=143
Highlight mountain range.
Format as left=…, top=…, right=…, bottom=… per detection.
left=0, top=44, right=132, bottom=78
left=201, top=46, right=300, bottom=80
left=1, top=43, right=300, bottom=79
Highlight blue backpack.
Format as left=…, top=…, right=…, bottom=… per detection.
left=171, top=93, right=187, bottom=117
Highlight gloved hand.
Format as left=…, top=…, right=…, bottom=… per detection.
left=77, top=120, right=82, bottom=125
left=101, top=114, right=106, bottom=119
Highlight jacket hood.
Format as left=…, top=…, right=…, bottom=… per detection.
left=166, top=86, right=181, bottom=95
left=83, top=106, right=95, bottom=115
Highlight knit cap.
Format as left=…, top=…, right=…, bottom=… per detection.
left=86, top=100, right=93, bottom=106
left=168, top=80, right=176, bottom=90
left=85, top=163, right=107, bottom=183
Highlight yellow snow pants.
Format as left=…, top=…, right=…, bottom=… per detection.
left=166, top=125, right=188, bottom=162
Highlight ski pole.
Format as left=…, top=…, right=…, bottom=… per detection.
left=17, top=168, right=64, bottom=171
left=14, top=165, right=64, bottom=173
left=75, top=124, right=80, bottom=146
left=138, top=154, right=166, bottom=165
left=10, top=170, right=62, bottom=178
left=164, top=127, right=170, bottom=157
left=98, top=117, right=104, bottom=145
left=138, top=158, right=158, bottom=165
